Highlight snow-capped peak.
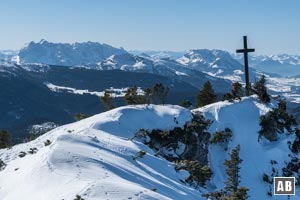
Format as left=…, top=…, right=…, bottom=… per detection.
left=18, top=40, right=127, bottom=66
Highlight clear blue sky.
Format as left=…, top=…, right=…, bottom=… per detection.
left=0, top=0, right=299, bottom=54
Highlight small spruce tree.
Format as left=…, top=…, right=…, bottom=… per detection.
left=223, top=82, right=243, bottom=102
left=291, top=129, right=300, bottom=154
left=196, top=81, right=217, bottom=107
left=124, top=86, right=145, bottom=105
left=203, top=144, right=249, bottom=200
left=232, top=82, right=243, bottom=99
left=224, top=145, right=242, bottom=193
left=101, top=90, right=115, bottom=110
left=144, top=87, right=153, bottom=105
left=152, top=83, right=169, bottom=105
left=227, top=187, right=249, bottom=200
left=253, top=75, right=270, bottom=103
left=74, top=113, right=89, bottom=121
left=0, top=130, right=12, bottom=149
left=179, top=100, right=192, bottom=108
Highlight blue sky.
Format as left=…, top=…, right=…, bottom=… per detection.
left=0, top=0, right=299, bottom=54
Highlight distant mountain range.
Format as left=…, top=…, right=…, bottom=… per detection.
left=2, top=40, right=299, bottom=78
left=18, top=40, right=127, bottom=66
left=232, top=53, right=300, bottom=77
left=1, top=40, right=300, bottom=140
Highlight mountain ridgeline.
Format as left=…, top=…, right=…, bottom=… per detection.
left=0, top=40, right=300, bottom=200
left=1, top=40, right=300, bottom=141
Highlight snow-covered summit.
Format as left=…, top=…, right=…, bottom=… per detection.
left=0, top=98, right=299, bottom=199
left=18, top=40, right=127, bottom=66
left=198, top=97, right=300, bottom=199
left=0, top=104, right=204, bottom=200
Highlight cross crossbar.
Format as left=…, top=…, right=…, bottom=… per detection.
left=236, top=36, right=255, bottom=96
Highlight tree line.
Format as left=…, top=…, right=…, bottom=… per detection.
left=100, top=75, right=271, bottom=112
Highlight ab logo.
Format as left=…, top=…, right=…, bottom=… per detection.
left=274, top=177, right=295, bottom=195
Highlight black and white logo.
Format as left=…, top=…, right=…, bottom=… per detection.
left=274, top=177, right=295, bottom=195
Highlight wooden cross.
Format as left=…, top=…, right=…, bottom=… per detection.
left=236, top=36, right=255, bottom=96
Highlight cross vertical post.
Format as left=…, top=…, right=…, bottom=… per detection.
left=236, top=36, right=255, bottom=96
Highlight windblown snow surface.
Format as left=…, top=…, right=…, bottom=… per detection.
left=0, top=99, right=299, bottom=199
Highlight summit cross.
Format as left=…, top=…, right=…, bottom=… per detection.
left=236, top=36, right=255, bottom=96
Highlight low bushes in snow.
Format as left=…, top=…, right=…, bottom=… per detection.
left=133, top=112, right=213, bottom=189
left=210, top=128, right=232, bottom=144
left=44, top=139, right=52, bottom=146
left=74, top=195, right=85, bottom=200
left=0, top=159, right=6, bottom=171
left=18, top=151, right=27, bottom=158
left=175, top=160, right=212, bottom=188
left=28, top=147, right=38, bottom=154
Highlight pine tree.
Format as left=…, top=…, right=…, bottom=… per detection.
left=227, top=187, right=249, bottom=200
left=232, top=82, right=243, bottom=99
left=224, top=145, right=242, bottom=193
left=203, top=144, right=249, bottom=200
left=152, top=83, right=169, bottom=105
left=125, top=86, right=144, bottom=105
left=101, top=90, right=115, bottom=110
left=179, top=100, right=192, bottom=108
left=0, top=130, right=12, bottom=149
left=196, top=81, right=217, bottom=107
left=291, top=129, right=300, bottom=154
left=74, top=113, right=89, bottom=121
left=144, top=87, right=152, bottom=105
left=253, top=75, right=270, bottom=103
left=223, top=82, right=243, bottom=102
left=259, top=98, right=297, bottom=141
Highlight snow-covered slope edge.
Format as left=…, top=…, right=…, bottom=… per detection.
left=198, top=97, right=300, bottom=200
left=0, top=105, right=206, bottom=200
left=1, top=98, right=299, bottom=200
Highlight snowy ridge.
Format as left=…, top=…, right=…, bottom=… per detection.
left=0, top=98, right=299, bottom=199
left=198, top=97, right=300, bottom=199
left=0, top=105, right=204, bottom=200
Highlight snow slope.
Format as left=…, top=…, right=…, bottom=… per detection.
left=0, top=105, right=206, bottom=200
left=0, top=97, right=299, bottom=199
left=198, top=97, right=300, bottom=200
